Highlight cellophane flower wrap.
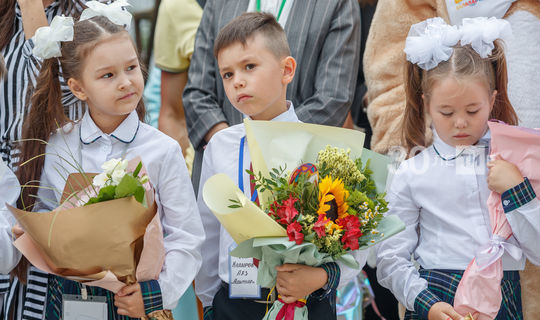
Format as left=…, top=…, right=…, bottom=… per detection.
left=8, top=157, right=165, bottom=294
left=454, top=121, right=540, bottom=320
left=202, top=120, right=405, bottom=320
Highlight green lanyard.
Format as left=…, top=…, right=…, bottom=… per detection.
left=256, top=0, right=287, bottom=21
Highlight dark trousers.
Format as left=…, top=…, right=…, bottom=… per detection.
left=212, top=286, right=336, bottom=320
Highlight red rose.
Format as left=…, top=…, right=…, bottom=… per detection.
left=287, top=221, right=304, bottom=245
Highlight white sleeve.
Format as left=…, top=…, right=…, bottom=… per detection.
left=194, top=144, right=223, bottom=307
left=0, top=161, right=22, bottom=273
left=156, top=143, right=205, bottom=309
left=506, top=197, right=540, bottom=265
left=375, top=164, right=428, bottom=311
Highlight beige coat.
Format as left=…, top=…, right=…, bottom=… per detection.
left=364, top=0, right=540, bottom=318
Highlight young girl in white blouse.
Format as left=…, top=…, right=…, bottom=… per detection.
left=376, top=17, right=540, bottom=320
left=14, top=8, right=204, bottom=319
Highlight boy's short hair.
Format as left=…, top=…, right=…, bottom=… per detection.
left=214, top=12, right=291, bottom=59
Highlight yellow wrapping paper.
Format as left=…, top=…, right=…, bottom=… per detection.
left=8, top=159, right=166, bottom=293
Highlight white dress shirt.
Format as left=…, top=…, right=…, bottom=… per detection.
left=195, top=103, right=367, bottom=307
left=247, top=0, right=294, bottom=28
left=36, top=110, right=205, bottom=310
left=0, top=160, right=21, bottom=273
left=376, top=130, right=540, bottom=311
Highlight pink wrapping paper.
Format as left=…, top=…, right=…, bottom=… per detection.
left=454, top=121, right=540, bottom=319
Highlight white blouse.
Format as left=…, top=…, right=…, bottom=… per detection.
left=36, top=110, right=205, bottom=310
left=376, top=130, right=540, bottom=311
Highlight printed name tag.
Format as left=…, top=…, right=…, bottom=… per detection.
left=63, top=294, right=107, bottom=320
left=229, top=244, right=261, bottom=299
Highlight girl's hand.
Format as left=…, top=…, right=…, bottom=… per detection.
left=114, top=283, right=145, bottom=317
left=275, top=264, right=327, bottom=303
left=487, top=158, right=524, bottom=194
left=428, top=302, right=463, bottom=320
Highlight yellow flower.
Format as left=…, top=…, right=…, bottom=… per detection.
left=317, top=176, right=349, bottom=222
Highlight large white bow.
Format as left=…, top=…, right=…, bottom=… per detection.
left=32, top=16, right=74, bottom=59
left=475, top=234, right=522, bottom=271
left=80, top=0, right=132, bottom=28
left=460, top=17, right=512, bottom=58
left=404, top=17, right=461, bottom=71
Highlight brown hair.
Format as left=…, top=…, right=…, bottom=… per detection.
left=14, top=16, right=146, bottom=282
left=0, top=54, right=5, bottom=79
left=402, top=40, right=518, bottom=155
left=214, top=12, right=290, bottom=59
left=0, top=0, right=87, bottom=51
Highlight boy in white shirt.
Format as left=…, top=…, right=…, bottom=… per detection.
left=195, top=12, right=366, bottom=320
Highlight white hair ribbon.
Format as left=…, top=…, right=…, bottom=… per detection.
left=404, top=17, right=461, bottom=71
left=80, top=0, right=132, bottom=28
left=460, top=17, right=512, bottom=58
left=32, top=16, right=74, bottom=59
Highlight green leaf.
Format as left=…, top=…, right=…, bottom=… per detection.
left=115, top=174, right=141, bottom=198
left=228, top=204, right=242, bottom=208
left=134, top=186, right=145, bottom=204
left=132, top=161, right=143, bottom=177
left=97, top=185, right=116, bottom=202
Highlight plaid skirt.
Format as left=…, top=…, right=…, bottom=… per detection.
left=404, top=269, right=522, bottom=320
left=45, top=275, right=138, bottom=320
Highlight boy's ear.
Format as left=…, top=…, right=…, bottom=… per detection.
left=67, top=78, right=87, bottom=101
left=281, top=56, right=296, bottom=85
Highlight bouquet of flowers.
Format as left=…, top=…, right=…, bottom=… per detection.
left=203, top=120, right=405, bottom=320
left=8, top=157, right=165, bottom=293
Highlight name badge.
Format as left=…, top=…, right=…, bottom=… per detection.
left=63, top=294, right=107, bottom=320
left=228, top=244, right=261, bottom=299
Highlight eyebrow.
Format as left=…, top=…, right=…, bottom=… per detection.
left=219, top=56, right=256, bottom=73
left=94, top=57, right=139, bottom=73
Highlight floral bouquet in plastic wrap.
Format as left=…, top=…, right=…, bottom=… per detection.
left=203, top=120, right=405, bottom=320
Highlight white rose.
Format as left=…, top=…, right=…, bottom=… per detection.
left=93, top=172, right=109, bottom=188
left=101, top=158, right=122, bottom=174
left=111, top=168, right=126, bottom=185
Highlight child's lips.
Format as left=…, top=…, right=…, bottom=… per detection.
left=237, top=94, right=252, bottom=103
left=453, top=133, right=470, bottom=139
left=119, top=92, right=135, bottom=100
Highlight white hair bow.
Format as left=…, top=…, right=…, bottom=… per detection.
left=32, top=15, right=74, bottom=59
left=404, top=17, right=461, bottom=71
left=460, top=17, right=512, bottom=58
left=80, top=0, right=132, bottom=28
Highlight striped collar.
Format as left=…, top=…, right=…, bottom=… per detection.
left=79, top=110, right=140, bottom=145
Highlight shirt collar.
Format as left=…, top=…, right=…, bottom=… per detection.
left=247, top=100, right=298, bottom=122
left=80, top=110, right=140, bottom=145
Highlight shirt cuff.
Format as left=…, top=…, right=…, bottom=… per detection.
left=203, top=306, right=214, bottom=320
left=139, top=280, right=164, bottom=314
left=310, top=262, right=340, bottom=300
left=501, top=177, right=537, bottom=213
left=413, top=288, right=441, bottom=319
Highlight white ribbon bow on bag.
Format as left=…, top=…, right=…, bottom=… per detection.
left=80, top=0, right=132, bottom=28
left=460, top=17, right=513, bottom=58
left=475, top=234, right=522, bottom=271
left=404, top=17, right=461, bottom=71
left=32, top=16, right=74, bottom=59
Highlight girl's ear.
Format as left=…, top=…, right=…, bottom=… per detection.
left=281, top=56, right=296, bottom=85
left=68, top=78, right=87, bottom=101
left=489, top=89, right=497, bottom=113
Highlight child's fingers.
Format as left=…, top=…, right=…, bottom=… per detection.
left=116, top=308, right=129, bottom=316
left=117, top=284, right=140, bottom=297
left=444, top=309, right=463, bottom=320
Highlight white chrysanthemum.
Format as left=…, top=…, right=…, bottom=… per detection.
left=111, top=168, right=126, bottom=185
left=93, top=172, right=109, bottom=188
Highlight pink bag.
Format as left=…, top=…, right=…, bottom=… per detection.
left=454, top=121, right=540, bottom=319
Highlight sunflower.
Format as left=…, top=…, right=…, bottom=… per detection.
left=317, top=176, right=349, bottom=222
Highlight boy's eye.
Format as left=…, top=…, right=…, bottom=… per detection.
left=246, top=64, right=256, bottom=70
left=222, top=72, right=233, bottom=79
left=102, top=73, right=113, bottom=79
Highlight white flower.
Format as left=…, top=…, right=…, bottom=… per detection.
left=111, top=168, right=126, bottom=185
left=140, top=175, right=149, bottom=184
left=93, top=172, right=109, bottom=188
left=101, top=158, right=128, bottom=174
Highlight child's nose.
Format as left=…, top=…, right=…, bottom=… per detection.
left=455, top=117, right=467, bottom=128
left=234, top=77, right=246, bottom=89
left=117, top=73, right=131, bottom=89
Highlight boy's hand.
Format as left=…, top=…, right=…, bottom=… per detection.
left=487, top=158, right=524, bottom=194
left=114, top=283, right=145, bottom=317
left=275, top=264, right=327, bottom=303
left=428, top=302, right=463, bottom=320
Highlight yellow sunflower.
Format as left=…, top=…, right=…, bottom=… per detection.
left=317, top=176, right=349, bottom=222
